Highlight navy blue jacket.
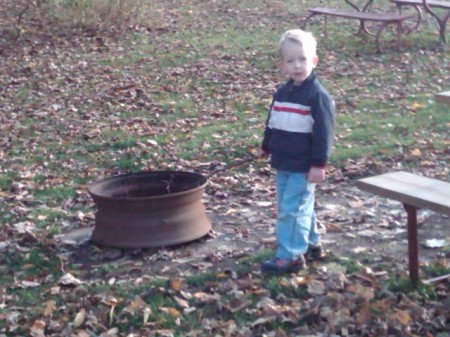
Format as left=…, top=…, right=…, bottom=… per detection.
left=261, top=71, right=335, bottom=173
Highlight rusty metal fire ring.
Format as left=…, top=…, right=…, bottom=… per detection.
left=88, top=171, right=212, bottom=248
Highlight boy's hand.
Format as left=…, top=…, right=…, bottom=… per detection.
left=308, top=167, right=325, bottom=183
left=259, top=149, right=269, bottom=158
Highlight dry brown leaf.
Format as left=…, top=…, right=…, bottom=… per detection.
left=357, top=302, right=372, bottom=325
left=409, top=102, right=425, bottom=111
left=193, top=291, right=219, bottom=302
left=346, top=283, right=374, bottom=301
left=109, top=305, right=116, bottom=326
left=143, top=307, right=152, bottom=325
left=76, top=331, right=90, bottom=337
left=169, top=278, right=183, bottom=292
left=160, top=306, right=181, bottom=318
left=251, top=315, right=278, bottom=327
left=393, top=308, right=411, bottom=326
left=290, top=275, right=312, bottom=287
left=123, top=296, right=147, bottom=315
left=43, top=300, right=56, bottom=317
left=411, top=148, right=422, bottom=157
left=228, top=298, right=251, bottom=313
left=153, top=330, right=174, bottom=337
left=58, top=273, right=83, bottom=286
left=173, top=295, right=189, bottom=308
left=308, top=280, right=326, bottom=296
left=30, top=320, right=46, bottom=337
left=102, top=295, right=119, bottom=307
left=73, top=308, right=86, bottom=328
left=371, top=298, right=393, bottom=312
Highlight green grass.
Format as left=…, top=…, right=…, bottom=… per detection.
left=422, top=261, right=450, bottom=278
left=384, top=276, right=437, bottom=299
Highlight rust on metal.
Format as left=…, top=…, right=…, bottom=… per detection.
left=88, top=171, right=211, bottom=248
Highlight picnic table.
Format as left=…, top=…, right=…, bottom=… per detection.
left=357, top=171, right=450, bottom=286
left=302, top=0, right=414, bottom=52
left=390, top=0, right=450, bottom=42
left=435, top=91, right=450, bottom=104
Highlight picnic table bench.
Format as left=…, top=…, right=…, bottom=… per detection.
left=435, top=90, right=450, bottom=104
left=390, top=0, right=450, bottom=42
left=302, top=0, right=414, bottom=52
left=357, top=171, right=450, bottom=286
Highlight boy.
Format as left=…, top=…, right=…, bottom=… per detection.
left=260, top=29, right=335, bottom=273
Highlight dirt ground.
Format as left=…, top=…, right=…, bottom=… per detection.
left=58, top=162, right=450, bottom=282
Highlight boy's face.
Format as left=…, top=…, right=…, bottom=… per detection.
left=280, top=40, right=318, bottom=85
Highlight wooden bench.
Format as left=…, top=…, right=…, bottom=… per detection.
left=435, top=90, right=450, bottom=104
left=357, top=171, right=450, bottom=286
left=302, top=0, right=414, bottom=52
left=390, top=0, right=450, bottom=42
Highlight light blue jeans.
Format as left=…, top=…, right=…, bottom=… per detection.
left=275, top=170, right=320, bottom=261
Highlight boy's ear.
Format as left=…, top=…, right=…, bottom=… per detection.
left=312, top=55, right=319, bottom=67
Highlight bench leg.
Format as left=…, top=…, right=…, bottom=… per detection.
left=375, top=22, right=390, bottom=53
left=302, top=12, right=318, bottom=30
left=357, top=19, right=371, bottom=36
left=395, top=4, right=422, bottom=33
left=375, top=21, right=405, bottom=53
left=440, top=12, right=450, bottom=43
left=423, top=1, right=450, bottom=43
left=403, top=204, right=419, bottom=286
left=397, top=21, right=402, bottom=50
left=302, top=13, right=329, bottom=43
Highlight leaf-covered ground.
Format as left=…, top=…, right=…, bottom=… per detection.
left=1, top=0, right=449, bottom=336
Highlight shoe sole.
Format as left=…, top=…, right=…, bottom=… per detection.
left=261, top=265, right=304, bottom=274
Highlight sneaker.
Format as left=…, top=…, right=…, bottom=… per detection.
left=261, top=255, right=306, bottom=274
left=305, top=243, right=324, bottom=261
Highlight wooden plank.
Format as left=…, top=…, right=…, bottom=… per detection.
left=356, top=171, right=450, bottom=215
left=435, top=91, right=450, bottom=105
left=307, top=8, right=413, bottom=22
left=391, top=0, right=450, bottom=10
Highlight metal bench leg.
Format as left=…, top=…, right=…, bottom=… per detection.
left=403, top=204, right=419, bottom=286
left=440, top=12, right=450, bottom=43
left=423, top=1, right=449, bottom=43
left=375, top=22, right=389, bottom=53
left=396, top=4, right=422, bottom=33
left=375, top=21, right=405, bottom=53
left=302, top=13, right=316, bottom=29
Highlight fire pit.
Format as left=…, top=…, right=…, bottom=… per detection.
left=88, top=171, right=211, bottom=248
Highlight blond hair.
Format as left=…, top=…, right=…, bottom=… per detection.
left=278, top=29, right=317, bottom=58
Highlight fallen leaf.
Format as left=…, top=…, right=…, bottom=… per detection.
left=173, top=296, right=189, bottom=308
left=423, top=239, right=446, bottom=248
left=160, top=307, right=181, bottom=318
left=169, top=278, right=183, bottom=292
left=307, top=280, right=326, bottom=296
left=43, top=300, right=56, bottom=317
left=58, top=273, right=83, bottom=286
left=411, top=148, right=422, bottom=157
left=143, top=307, right=152, bottom=325
left=30, top=320, right=46, bottom=337
left=123, top=296, right=147, bottom=315
left=73, top=308, right=86, bottom=328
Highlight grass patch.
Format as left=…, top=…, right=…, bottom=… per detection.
left=384, top=276, right=436, bottom=299
left=422, top=261, right=450, bottom=278
left=0, top=174, right=13, bottom=190
left=33, top=186, right=76, bottom=204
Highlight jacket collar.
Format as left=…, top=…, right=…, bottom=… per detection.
left=286, top=70, right=316, bottom=89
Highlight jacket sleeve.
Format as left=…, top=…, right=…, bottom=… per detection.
left=261, top=96, right=276, bottom=153
left=310, top=92, right=335, bottom=167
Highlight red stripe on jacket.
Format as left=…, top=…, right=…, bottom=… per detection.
left=272, top=105, right=311, bottom=116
